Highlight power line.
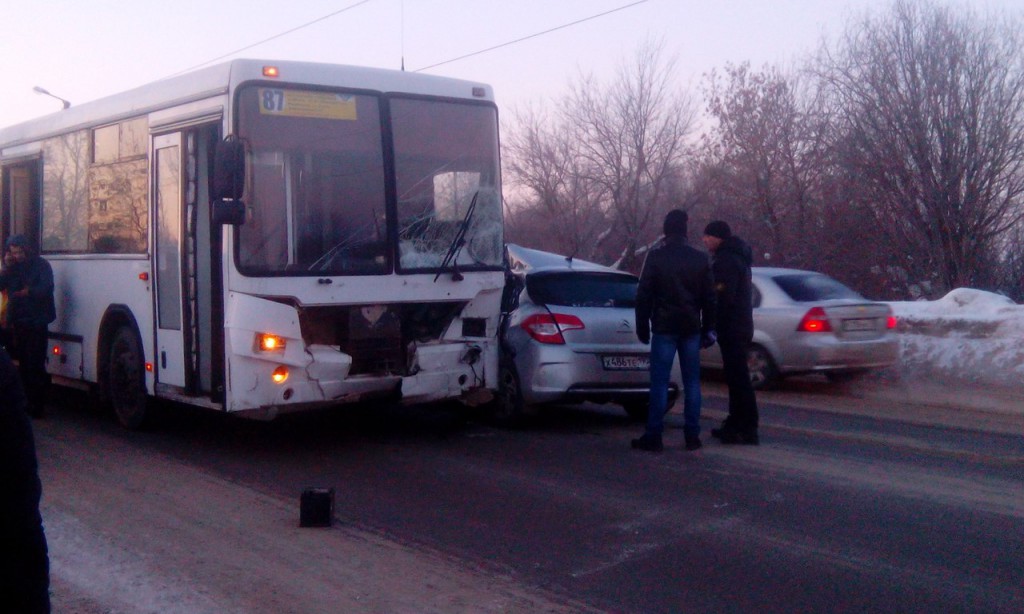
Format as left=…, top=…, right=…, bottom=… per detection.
left=412, top=0, right=649, bottom=72
left=167, top=0, right=373, bottom=78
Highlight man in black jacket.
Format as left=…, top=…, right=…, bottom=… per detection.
left=0, top=345, right=51, bottom=612
left=703, top=221, right=759, bottom=445
left=633, top=210, right=716, bottom=452
left=0, top=235, right=56, bottom=418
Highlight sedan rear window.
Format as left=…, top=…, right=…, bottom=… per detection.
left=527, top=272, right=638, bottom=308
left=772, top=274, right=863, bottom=302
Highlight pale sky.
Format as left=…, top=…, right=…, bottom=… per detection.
left=1, top=0, right=1018, bottom=129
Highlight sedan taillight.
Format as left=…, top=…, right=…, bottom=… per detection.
left=797, top=306, right=833, bottom=332
left=886, top=315, right=897, bottom=329
left=521, top=313, right=585, bottom=345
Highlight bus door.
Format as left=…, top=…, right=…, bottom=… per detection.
left=152, top=133, right=188, bottom=388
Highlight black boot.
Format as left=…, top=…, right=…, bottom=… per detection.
left=718, top=430, right=759, bottom=445
left=711, top=419, right=738, bottom=440
left=684, top=435, right=702, bottom=451
left=631, top=434, right=663, bottom=452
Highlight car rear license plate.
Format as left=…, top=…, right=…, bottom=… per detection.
left=602, top=355, right=649, bottom=370
left=842, top=318, right=876, bottom=332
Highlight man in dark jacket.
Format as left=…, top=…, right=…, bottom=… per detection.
left=0, top=235, right=56, bottom=418
left=0, top=345, right=51, bottom=612
left=633, top=209, right=716, bottom=452
left=702, top=221, right=759, bottom=444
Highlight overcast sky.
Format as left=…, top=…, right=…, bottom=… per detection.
left=1, top=0, right=1018, bottom=129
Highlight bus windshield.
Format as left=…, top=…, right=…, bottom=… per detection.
left=391, top=98, right=502, bottom=272
left=235, top=86, right=502, bottom=275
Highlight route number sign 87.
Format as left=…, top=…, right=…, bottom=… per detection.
left=262, top=89, right=285, bottom=112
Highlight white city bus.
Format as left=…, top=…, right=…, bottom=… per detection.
left=0, top=59, right=505, bottom=427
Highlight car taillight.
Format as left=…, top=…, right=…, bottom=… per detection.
left=886, top=315, right=897, bottom=329
left=520, top=313, right=585, bottom=344
left=797, top=306, right=832, bottom=332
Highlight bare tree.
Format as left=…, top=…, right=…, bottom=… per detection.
left=817, top=0, right=1024, bottom=293
left=502, top=106, right=609, bottom=259
left=993, top=219, right=1024, bottom=301
left=701, top=62, right=833, bottom=267
left=501, top=41, right=696, bottom=270
left=566, top=41, right=697, bottom=270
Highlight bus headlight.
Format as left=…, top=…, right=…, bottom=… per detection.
left=255, top=333, right=287, bottom=353
left=271, top=365, right=289, bottom=384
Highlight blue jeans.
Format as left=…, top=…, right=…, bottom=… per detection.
left=646, top=333, right=702, bottom=439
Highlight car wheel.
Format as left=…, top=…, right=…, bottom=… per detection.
left=621, top=401, right=649, bottom=423
left=491, top=358, right=526, bottom=426
left=107, top=326, right=150, bottom=429
left=747, top=344, right=778, bottom=390
left=826, top=369, right=869, bottom=384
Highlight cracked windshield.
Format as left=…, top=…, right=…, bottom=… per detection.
left=236, top=86, right=502, bottom=275
left=391, top=98, right=502, bottom=271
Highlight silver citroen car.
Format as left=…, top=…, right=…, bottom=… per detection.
left=494, top=245, right=681, bottom=423
left=700, top=267, right=898, bottom=389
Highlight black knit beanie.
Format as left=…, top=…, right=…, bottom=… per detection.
left=703, top=220, right=731, bottom=240
left=663, top=209, right=688, bottom=237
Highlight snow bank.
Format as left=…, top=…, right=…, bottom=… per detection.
left=887, top=289, right=1024, bottom=389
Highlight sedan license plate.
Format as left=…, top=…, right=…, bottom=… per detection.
left=842, top=318, right=876, bottom=332
left=602, top=355, right=650, bottom=370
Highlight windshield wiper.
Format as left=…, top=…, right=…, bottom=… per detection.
left=434, top=190, right=479, bottom=282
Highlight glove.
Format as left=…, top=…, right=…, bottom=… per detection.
left=701, top=330, right=717, bottom=349
left=637, top=329, right=650, bottom=345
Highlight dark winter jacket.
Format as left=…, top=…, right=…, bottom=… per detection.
left=0, top=345, right=50, bottom=612
left=0, top=256, right=56, bottom=329
left=0, top=345, right=37, bottom=522
left=635, top=236, right=716, bottom=339
left=711, top=235, right=754, bottom=341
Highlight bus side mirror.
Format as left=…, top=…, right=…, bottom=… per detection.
left=212, top=137, right=246, bottom=225
left=213, top=137, right=246, bottom=200
left=212, top=199, right=246, bottom=226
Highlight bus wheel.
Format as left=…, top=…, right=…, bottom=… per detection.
left=108, top=326, right=149, bottom=429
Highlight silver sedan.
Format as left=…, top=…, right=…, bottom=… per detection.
left=495, top=245, right=681, bottom=423
left=700, top=267, right=899, bottom=388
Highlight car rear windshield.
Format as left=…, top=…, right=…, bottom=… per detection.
left=772, top=274, right=864, bottom=302
left=527, top=272, right=638, bottom=308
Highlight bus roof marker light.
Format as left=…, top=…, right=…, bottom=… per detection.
left=263, top=66, right=280, bottom=78
left=472, top=87, right=485, bottom=97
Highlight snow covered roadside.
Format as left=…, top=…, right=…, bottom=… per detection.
left=888, top=289, right=1024, bottom=391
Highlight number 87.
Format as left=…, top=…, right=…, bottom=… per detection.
left=262, top=89, right=284, bottom=111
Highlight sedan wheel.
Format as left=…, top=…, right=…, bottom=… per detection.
left=747, top=344, right=777, bottom=390
left=826, top=369, right=869, bottom=384
left=491, top=359, right=526, bottom=426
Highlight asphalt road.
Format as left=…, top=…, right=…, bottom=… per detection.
left=35, top=376, right=1024, bottom=613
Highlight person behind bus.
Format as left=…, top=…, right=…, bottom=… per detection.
left=0, top=235, right=56, bottom=419
left=0, top=344, right=51, bottom=612
left=702, top=220, right=759, bottom=445
left=633, top=209, right=716, bottom=452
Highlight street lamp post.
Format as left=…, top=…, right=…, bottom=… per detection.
left=32, top=86, right=71, bottom=109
